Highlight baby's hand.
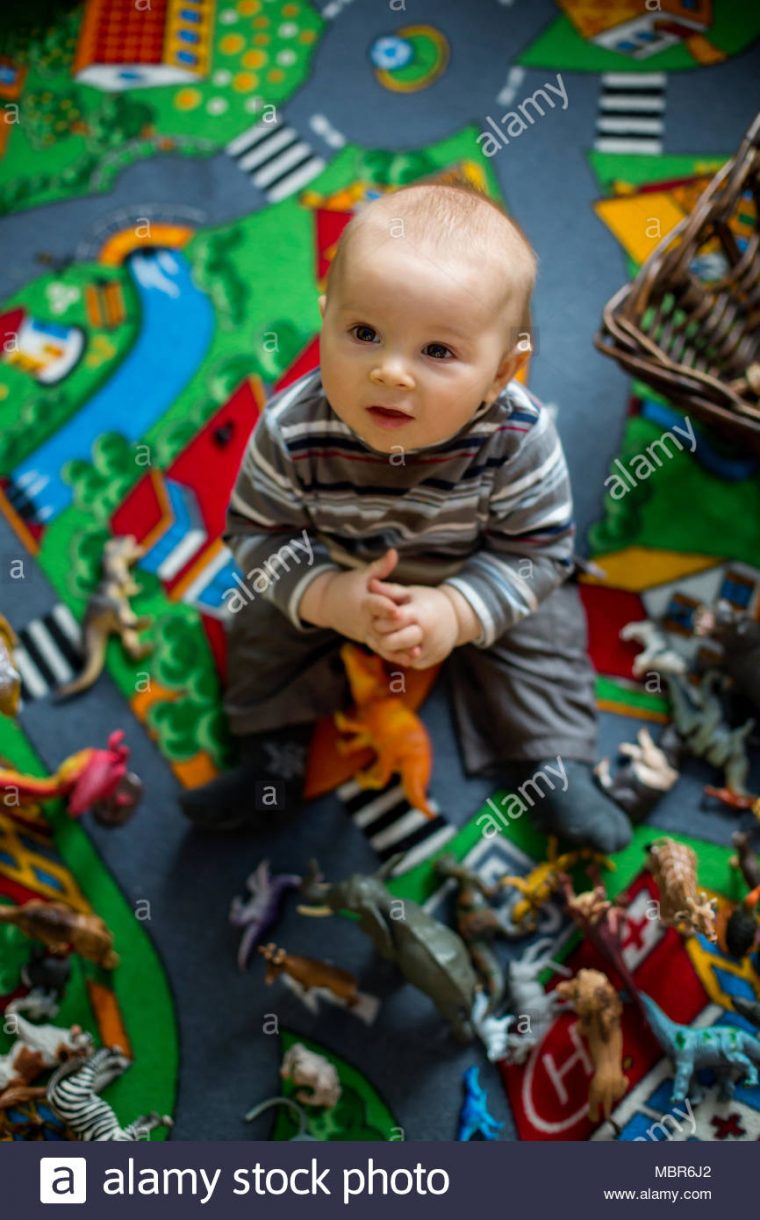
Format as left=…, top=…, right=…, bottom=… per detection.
left=367, top=563, right=460, bottom=669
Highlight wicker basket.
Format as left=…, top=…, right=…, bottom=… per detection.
left=595, top=111, right=760, bottom=452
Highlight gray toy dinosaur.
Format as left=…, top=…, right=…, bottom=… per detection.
left=640, top=991, right=760, bottom=1103
left=299, top=858, right=478, bottom=1041
left=663, top=673, right=754, bottom=795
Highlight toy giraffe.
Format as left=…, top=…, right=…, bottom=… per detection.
left=646, top=838, right=717, bottom=942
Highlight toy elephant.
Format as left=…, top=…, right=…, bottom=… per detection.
left=299, top=859, right=477, bottom=1041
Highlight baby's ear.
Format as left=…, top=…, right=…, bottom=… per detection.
left=317, top=293, right=327, bottom=319
left=485, top=346, right=529, bottom=403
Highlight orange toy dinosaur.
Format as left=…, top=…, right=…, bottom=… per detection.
left=334, top=643, right=435, bottom=818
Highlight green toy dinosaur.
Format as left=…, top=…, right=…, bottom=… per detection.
left=640, top=991, right=760, bottom=1103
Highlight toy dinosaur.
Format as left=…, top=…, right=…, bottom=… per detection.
left=556, top=969, right=628, bottom=1123
left=299, top=857, right=478, bottom=1041
left=229, top=860, right=301, bottom=971
left=434, top=854, right=515, bottom=1009
left=55, top=535, right=153, bottom=701
left=258, top=942, right=360, bottom=1009
left=495, top=838, right=613, bottom=930
left=0, top=729, right=141, bottom=826
left=662, top=673, right=754, bottom=797
left=0, top=613, right=20, bottom=717
left=0, top=900, right=119, bottom=969
left=639, top=991, right=760, bottom=1103
left=645, top=838, right=717, bottom=942
left=335, top=643, right=435, bottom=818
left=457, top=1065, right=504, bottom=1141
left=0, top=1008, right=91, bottom=1110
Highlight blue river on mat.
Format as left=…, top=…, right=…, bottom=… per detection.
left=11, top=248, right=214, bottom=522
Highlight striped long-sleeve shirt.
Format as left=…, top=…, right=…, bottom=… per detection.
left=223, top=368, right=575, bottom=649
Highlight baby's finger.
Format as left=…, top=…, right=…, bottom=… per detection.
left=365, top=593, right=404, bottom=620
left=368, top=576, right=411, bottom=604
left=378, top=623, right=423, bottom=651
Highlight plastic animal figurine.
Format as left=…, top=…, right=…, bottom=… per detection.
left=0, top=900, right=119, bottom=969
left=559, top=876, right=644, bottom=1011
left=470, top=991, right=515, bottom=1062
left=279, top=1043, right=341, bottom=1109
left=732, top=996, right=760, bottom=1029
left=595, top=727, right=679, bottom=822
left=229, top=860, right=301, bottom=971
left=12, top=945, right=73, bottom=1019
left=457, top=1065, right=504, bottom=1141
left=495, top=839, right=612, bottom=931
left=0, top=612, right=20, bottom=717
left=47, top=1046, right=173, bottom=1140
left=720, top=831, right=760, bottom=957
left=662, top=673, right=754, bottom=797
left=0, top=1009, right=92, bottom=1109
left=55, top=535, right=153, bottom=701
left=335, top=643, right=435, bottom=818
left=555, top=969, right=628, bottom=1123
left=299, top=858, right=478, bottom=1041
left=503, top=937, right=571, bottom=1063
left=258, top=942, right=360, bottom=1008
left=620, top=620, right=687, bottom=678
left=434, top=854, right=515, bottom=1008
left=0, top=729, right=142, bottom=826
left=645, top=838, right=717, bottom=942
left=694, top=600, right=760, bottom=712
left=639, top=991, right=760, bottom=1103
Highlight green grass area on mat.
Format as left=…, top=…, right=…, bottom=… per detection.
left=272, top=1030, right=399, bottom=1141
left=595, top=675, right=669, bottom=716
left=520, top=6, right=760, bottom=74
left=588, top=151, right=728, bottom=196
left=0, top=1, right=325, bottom=214
left=0, top=716, right=178, bottom=1136
left=588, top=413, right=760, bottom=562
left=0, top=263, right=139, bottom=472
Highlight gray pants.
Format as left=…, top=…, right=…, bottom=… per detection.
left=223, top=580, right=598, bottom=776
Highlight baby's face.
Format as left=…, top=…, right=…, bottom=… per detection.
left=318, top=230, right=525, bottom=453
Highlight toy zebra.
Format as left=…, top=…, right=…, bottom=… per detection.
left=47, top=1047, right=173, bottom=1141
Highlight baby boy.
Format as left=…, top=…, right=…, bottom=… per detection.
left=180, top=181, right=632, bottom=855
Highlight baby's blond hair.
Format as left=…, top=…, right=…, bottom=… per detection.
left=327, top=179, right=537, bottom=343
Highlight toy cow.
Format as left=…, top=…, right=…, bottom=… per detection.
left=0, top=1009, right=91, bottom=1109
left=258, top=943, right=360, bottom=1008
left=646, top=838, right=717, bottom=942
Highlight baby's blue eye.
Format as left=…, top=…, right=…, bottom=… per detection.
left=351, top=325, right=377, bottom=343
left=425, top=343, right=453, bottom=360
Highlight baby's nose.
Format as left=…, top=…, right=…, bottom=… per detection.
left=370, top=359, right=414, bottom=387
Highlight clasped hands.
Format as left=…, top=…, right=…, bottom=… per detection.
left=308, top=547, right=480, bottom=669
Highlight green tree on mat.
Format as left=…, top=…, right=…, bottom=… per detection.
left=64, top=433, right=141, bottom=520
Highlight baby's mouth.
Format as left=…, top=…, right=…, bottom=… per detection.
left=365, top=405, right=414, bottom=428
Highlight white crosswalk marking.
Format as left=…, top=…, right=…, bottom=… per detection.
left=226, top=118, right=326, bottom=202
left=12, top=606, right=84, bottom=704
left=595, top=73, right=667, bottom=156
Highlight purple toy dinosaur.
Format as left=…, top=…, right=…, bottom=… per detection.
left=229, top=860, right=301, bottom=971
